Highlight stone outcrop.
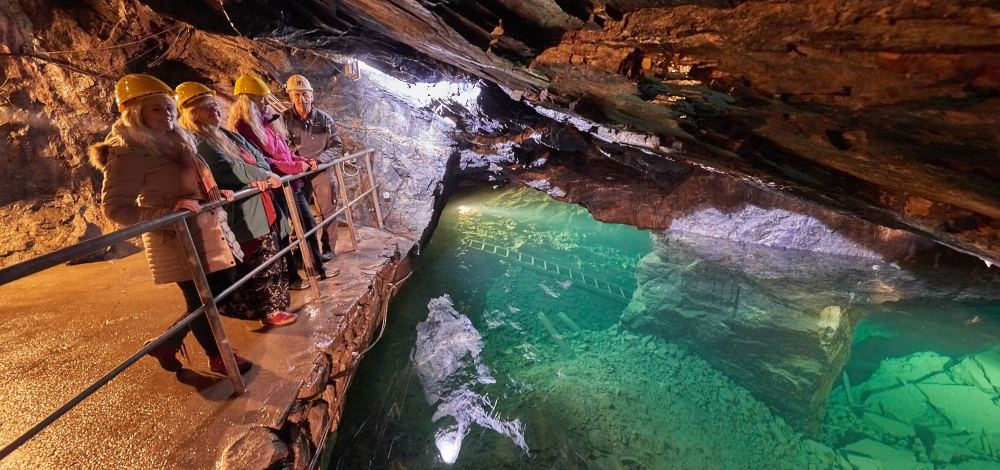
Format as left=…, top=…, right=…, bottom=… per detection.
left=622, top=230, right=1000, bottom=433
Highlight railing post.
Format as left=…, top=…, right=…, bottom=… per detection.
left=174, top=219, right=246, bottom=395
left=363, top=151, right=384, bottom=229
left=333, top=163, right=359, bottom=251
left=281, top=182, right=322, bottom=298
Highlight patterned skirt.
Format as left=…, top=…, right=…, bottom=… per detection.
left=222, top=223, right=290, bottom=320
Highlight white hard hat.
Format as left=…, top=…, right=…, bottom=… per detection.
left=285, top=74, right=313, bottom=92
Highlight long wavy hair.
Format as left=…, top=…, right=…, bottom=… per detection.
left=179, top=94, right=245, bottom=163
left=119, top=93, right=198, bottom=165
left=226, top=93, right=289, bottom=145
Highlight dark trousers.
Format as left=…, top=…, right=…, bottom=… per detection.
left=173, top=267, right=236, bottom=356
left=273, top=188, right=324, bottom=282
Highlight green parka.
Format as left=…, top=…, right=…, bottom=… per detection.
left=196, top=129, right=273, bottom=243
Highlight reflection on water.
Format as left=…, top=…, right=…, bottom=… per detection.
left=331, top=187, right=1000, bottom=470
left=415, top=295, right=528, bottom=463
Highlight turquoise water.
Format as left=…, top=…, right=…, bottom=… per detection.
left=330, top=186, right=1000, bottom=470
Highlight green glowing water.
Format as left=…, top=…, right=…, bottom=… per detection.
left=330, top=186, right=1000, bottom=470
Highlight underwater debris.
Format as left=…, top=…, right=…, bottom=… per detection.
left=824, top=348, right=1000, bottom=468
left=556, top=312, right=583, bottom=335
left=539, top=282, right=560, bottom=298
left=538, top=312, right=571, bottom=353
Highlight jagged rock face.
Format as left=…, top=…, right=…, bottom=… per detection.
left=622, top=230, right=1000, bottom=433
left=314, top=65, right=464, bottom=239
left=4, top=0, right=1000, bottom=270
left=0, top=0, right=476, bottom=265
left=150, top=0, right=1000, bottom=266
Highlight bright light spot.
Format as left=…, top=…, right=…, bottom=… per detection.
left=458, top=206, right=471, bottom=214
left=435, top=427, right=464, bottom=464
left=359, top=61, right=481, bottom=111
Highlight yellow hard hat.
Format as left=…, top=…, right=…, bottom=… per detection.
left=233, top=75, right=273, bottom=96
left=285, top=74, right=313, bottom=92
left=115, top=74, right=173, bottom=112
left=174, top=82, right=216, bottom=108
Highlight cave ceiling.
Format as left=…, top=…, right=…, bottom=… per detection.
left=137, top=0, right=1000, bottom=263
left=3, top=0, right=1000, bottom=266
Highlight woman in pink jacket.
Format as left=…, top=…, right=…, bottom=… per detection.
left=227, top=76, right=337, bottom=290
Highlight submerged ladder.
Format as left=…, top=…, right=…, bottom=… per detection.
left=464, top=239, right=634, bottom=303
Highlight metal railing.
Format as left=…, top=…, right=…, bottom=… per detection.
left=0, top=148, right=384, bottom=461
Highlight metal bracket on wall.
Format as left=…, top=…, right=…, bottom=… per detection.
left=344, top=58, right=360, bottom=81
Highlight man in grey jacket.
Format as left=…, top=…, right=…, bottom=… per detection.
left=283, top=74, right=343, bottom=262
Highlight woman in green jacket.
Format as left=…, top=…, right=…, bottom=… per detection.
left=176, top=82, right=297, bottom=326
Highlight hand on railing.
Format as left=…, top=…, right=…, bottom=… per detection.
left=221, top=190, right=235, bottom=201
left=173, top=199, right=203, bottom=213
left=266, top=173, right=281, bottom=188
left=250, top=180, right=269, bottom=192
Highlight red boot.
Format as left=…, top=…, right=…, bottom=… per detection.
left=208, top=352, right=253, bottom=375
left=261, top=311, right=298, bottom=326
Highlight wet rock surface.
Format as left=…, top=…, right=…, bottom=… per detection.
left=0, top=227, right=413, bottom=470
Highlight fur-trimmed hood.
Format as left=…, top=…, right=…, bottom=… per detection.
left=87, top=121, right=129, bottom=171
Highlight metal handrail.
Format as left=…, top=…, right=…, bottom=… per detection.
left=0, top=148, right=383, bottom=462
left=0, top=149, right=374, bottom=286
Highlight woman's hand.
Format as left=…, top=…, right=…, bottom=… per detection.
left=173, top=199, right=202, bottom=213
left=300, top=161, right=312, bottom=172
left=267, top=173, right=281, bottom=188
left=307, top=159, right=318, bottom=171
left=221, top=190, right=235, bottom=201
left=251, top=180, right=269, bottom=192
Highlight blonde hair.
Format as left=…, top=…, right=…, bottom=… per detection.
left=179, top=94, right=246, bottom=163
left=226, top=93, right=290, bottom=145
left=119, top=93, right=198, bottom=162
left=227, top=94, right=267, bottom=143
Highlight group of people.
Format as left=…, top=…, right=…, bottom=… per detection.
left=89, top=72, right=347, bottom=375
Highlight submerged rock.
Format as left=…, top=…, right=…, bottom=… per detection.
left=622, top=231, right=1000, bottom=433
left=915, top=384, right=1000, bottom=434
left=842, top=439, right=931, bottom=470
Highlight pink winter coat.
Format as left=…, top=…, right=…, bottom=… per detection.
left=234, top=113, right=312, bottom=191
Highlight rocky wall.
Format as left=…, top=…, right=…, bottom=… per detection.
left=0, top=0, right=468, bottom=267
left=319, top=66, right=464, bottom=241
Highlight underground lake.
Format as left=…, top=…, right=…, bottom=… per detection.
left=329, top=186, right=1000, bottom=470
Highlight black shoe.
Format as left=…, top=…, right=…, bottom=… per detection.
left=147, top=341, right=183, bottom=372
left=289, top=279, right=310, bottom=290
left=320, top=267, right=341, bottom=279
left=320, top=252, right=334, bottom=262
